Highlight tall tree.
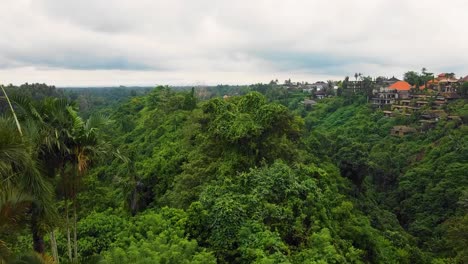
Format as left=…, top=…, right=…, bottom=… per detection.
left=14, top=97, right=75, bottom=260
left=67, top=110, right=109, bottom=261
left=0, top=115, right=55, bottom=256
left=404, top=71, right=420, bottom=86
left=421, top=67, right=434, bottom=89
left=8, top=96, right=80, bottom=262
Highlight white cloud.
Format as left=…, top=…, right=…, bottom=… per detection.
left=0, top=0, right=467, bottom=86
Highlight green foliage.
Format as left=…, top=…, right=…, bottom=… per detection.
left=74, top=211, right=127, bottom=257
left=99, top=208, right=215, bottom=264
left=162, top=92, right=303, bottom=208
left=3, top=84, right=466, bottom=264
left=10, top=251, right=55, bottom=264
left=304, top=96, right=467, bottom=261
left=404, top=68, right=434, bottom=87
left=459, top=82, right=468, bottom=98
left=404, top=71, right=421, bottom=86
left=187, top=162, right=402, bottom=263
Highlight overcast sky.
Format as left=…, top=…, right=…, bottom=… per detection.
left=0, top=0, right=467, bottom=86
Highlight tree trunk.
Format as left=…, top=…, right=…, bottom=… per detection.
left=31, top=203, right=45, bottom=254
left=65, top=198, right=72, bottom=262
left=50, top=230, right=59, bottom=264
left=1, top=86, right=23, bottom=136
left=73, top=198, right=78, bottom=261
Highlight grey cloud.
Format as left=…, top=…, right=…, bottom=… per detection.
left=0, top=0, right=467, bottom=86
left=6, top=53, right=155, bottom=71
left=252, top=50, right=385, bottom=75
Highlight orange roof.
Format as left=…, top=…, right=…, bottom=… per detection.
left=439, top=78, right=458, bottom=83
left=438, top=73, right=446, bottom=77
left=389, top=81, right=412, bottom=91
left=419, top=79, right=438, bottom=89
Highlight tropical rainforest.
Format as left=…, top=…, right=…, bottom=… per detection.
left=0, top=82, right=467, bottom=264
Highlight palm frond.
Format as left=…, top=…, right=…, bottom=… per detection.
left=0, top=86, right=23, bottom=136
left=85, top=113, right=111, bottom=131
left=0, top=185, right=32, bottom=229
left=0, top=117, right=31, bottom=179
left=10, top=251, right=55, bottom=264
left=67, top=106, right=84, bottom=133
left=4, top=94, right=43, bottom=132
left=0, top=117, right=57, bottom=225
left=0, top=239, right=12, bottom=264
left=0, top=186, right=32, bottom=264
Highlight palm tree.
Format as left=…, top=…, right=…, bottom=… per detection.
left=27, top=98, right=109, bottom=262
left=8, top=96, right=72, bottom=258
left=30, top=98, right=78, bottom=263
left=3, top=90, right=109, bottom=262
left=0, top=116, right=54, bottom=257
left=115, top=150, right=141, bottom=216
left=421, top=67, right=433, bottom=90
left=67, top=110, right=109, bottom=261
left=39, top=99, right=76, bottom=262
left=6, top=95, right=78, bottom=263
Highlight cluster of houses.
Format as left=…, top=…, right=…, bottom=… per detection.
left=374, top=73, right=466, bottom=135
left=299, top=73, right=467, bottom=136
left=283, top=80, right=338, bottom=95
left=372, top=73, right=466, bottom=109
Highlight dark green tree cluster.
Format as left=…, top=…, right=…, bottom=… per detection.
left=0, top=85, right=110, bottom=263
left=303, top=96, right=467, bottom=263
left=403, top=68, right=435, bottom=88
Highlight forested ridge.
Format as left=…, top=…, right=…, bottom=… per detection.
left=1, top=84, right=467, bottom=263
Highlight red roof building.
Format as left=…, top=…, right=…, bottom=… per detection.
left=389, top=81, right=412, bottom=91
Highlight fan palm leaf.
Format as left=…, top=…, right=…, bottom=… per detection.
left=0, top=115, right=56, bottom=254
left=0, top=185, right=33, bottom=264
left=0, top=117, right=49, bottom=200
left=0, top=185, right=32, bottom=228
